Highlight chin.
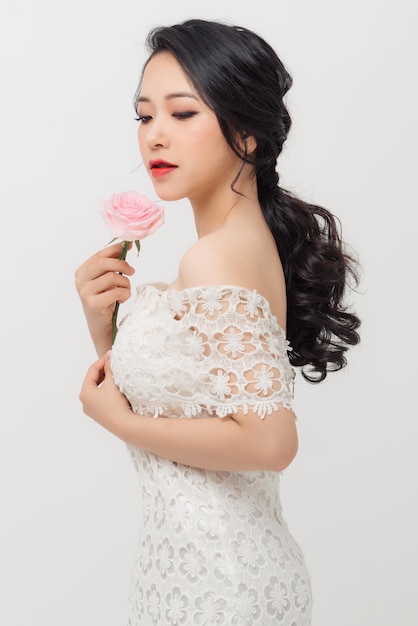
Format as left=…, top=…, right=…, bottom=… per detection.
left=152, top=188, right=186, bottom=202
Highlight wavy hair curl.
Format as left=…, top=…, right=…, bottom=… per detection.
left=136, top=19, right=361, bottom=382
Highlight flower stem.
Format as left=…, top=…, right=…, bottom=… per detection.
left=111, top=241, right=129, bottom=344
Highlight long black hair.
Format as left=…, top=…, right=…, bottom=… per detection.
left=136, top=18, right=361, bottom=383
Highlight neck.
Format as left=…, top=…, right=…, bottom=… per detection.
left=191, top=170, right=259, bottom=238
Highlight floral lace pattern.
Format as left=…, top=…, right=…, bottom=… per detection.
left=111, top=284, right=312, bottom=625
left=111, top=284, right=295, bottom=419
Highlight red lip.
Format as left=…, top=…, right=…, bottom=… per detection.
left=149, top=159, right=177, bottom=179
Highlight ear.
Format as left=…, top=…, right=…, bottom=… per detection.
left=239, top=131, right=257, bottom=157
left=243, top=133, right=257, bottom=155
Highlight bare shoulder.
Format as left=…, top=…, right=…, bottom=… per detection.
left=178, top=228, right=258, bottom=286
left=178, top=232, right=238, bottom=286
left=177, top=226, right=287, bottom=327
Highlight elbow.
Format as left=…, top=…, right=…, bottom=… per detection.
left=261, top=423, right=299, bottom=472
left=264, top=440, right=298, bottom=472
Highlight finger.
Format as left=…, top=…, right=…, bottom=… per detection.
left=76, top=257, right=135, bottom=288
left=79, top=271, right=131, bottom=299
left=77, top=271, right=133, bottom=312
left=103, top=350, right=112, bottom=375
left=75, top=242, right=135, bottom=282
left=101, top=241, right=133, bottom=257
left=90, top=241, right=133, bottom=261
left=97, top=258, right=135, bottom=278
left=81, top=287, right=132, bottom=317
left=85, top=356, right=107, bottom=386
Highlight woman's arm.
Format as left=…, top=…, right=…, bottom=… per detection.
left=79, top=353, right=298, bottom=472
left=74, top=242, right=135, bottom=356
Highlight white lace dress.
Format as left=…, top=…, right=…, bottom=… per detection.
left=111, top=284, right=312, bottom=625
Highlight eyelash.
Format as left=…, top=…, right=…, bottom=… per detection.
left=134, top=112, right=197, bottom=123
left=173, top=111, right=197, bottom=120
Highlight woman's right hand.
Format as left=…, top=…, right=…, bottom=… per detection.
left=75, top=242, right=135, bottom=355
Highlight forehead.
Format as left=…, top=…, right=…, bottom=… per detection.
left=140, top=52, right=195, bottom=96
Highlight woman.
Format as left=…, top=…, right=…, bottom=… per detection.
left=76, top=19, right=360, bottom=625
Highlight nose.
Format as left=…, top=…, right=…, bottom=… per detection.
left=144, top=116, right=169, bottom=150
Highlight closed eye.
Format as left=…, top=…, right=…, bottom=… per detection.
left=135, top=115, right=152, bottom=123
left=173, top=111, right=198, bottom=120
left=135, top=111, right=198, bottom=123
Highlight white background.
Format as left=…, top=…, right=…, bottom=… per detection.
left=1, top=1, right=417, bottom=624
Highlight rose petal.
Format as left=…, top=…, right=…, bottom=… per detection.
left=101, top=190, right=165, bottom=240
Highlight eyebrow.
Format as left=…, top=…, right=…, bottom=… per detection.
left=137, top=92, right=198, bottom=103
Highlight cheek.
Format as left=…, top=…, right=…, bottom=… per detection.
left=190, top=128, right=228, bottom=162
left=137, top=130, right=145, bottom=155
left=137, top=124, right=152, bottom=153
left=206, top=136, right=239, bottom=172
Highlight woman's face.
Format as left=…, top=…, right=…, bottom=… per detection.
left=136, top=52, right=243, bottom=204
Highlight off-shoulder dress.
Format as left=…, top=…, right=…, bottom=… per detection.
left=111, top=283, right=312, bottom=625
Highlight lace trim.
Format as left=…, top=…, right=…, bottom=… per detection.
left=134, top=399, right=289, bottom=419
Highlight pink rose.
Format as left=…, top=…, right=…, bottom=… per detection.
left=100, top=190, right=165, bottom=343
left=101, top=190, right=164, bottom=241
